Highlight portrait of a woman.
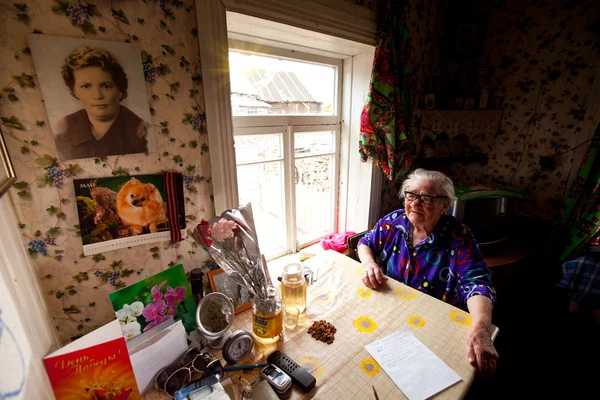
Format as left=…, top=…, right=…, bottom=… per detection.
left=54, top=46, right=150, bottom=160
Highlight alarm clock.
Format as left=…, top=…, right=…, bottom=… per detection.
left=221, top=330, right=254, bottom=364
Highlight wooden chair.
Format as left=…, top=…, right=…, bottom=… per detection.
left=347, top=231, right=368, bottom=261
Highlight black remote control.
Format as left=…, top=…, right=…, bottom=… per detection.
left=266, top=350, right=316, bottom=392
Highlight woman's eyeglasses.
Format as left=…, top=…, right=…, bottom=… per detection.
left=154, top=347, right=224, bottom=397
left=404, top=191, right=447, bottom=205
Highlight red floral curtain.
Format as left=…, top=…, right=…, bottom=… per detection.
left=359, top=1, right=414, bottom=180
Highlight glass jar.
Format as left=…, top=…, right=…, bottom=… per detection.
left=252, top=286, right=283, bottom=345
left=281, top=263, right=307, bottom=313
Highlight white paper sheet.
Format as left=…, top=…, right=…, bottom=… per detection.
left=365, top=329, right=461, bottom=400
left=129, top=319, right=189, bottom=394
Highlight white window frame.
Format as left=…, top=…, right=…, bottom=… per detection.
left=230, top=43, right=342, bottom=256
left=195, top=0, right=382, bottom=250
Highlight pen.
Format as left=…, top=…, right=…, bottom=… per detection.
left=372, top=385, right=380, bottom=400
left=223, top=363, right=269, bottom=371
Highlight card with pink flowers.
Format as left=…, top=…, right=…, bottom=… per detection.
left=108, top=264, right=197, bottom=341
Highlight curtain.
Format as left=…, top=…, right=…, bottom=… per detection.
left=557, top=123, right=600, bottom=262
left=358, top=0, right=414, bottom=181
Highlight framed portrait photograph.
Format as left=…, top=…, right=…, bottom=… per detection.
left=464, top=98, right=475, bottom=109
left=0, top=128, right=16, bottom=198
left=208, top=268, right=253, bottom=315
left=454, top=98, right=464, bottom=109
left=425, top=94, right=436, bottom=109
left=28, top=34, right=156, bottom=161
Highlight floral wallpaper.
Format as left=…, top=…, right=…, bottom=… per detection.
left=477, top=0, right=598, bottom=218
left=380, top=0, right=599, bottom=220
left=0, top=0, right=213, bottom=345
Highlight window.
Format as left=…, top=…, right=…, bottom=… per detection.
left=229, top=46, right=342, bottom=258
left=197, top=6, right=379, bottom=262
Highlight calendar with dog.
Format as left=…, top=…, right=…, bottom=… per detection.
left=74, top=173, right=185, bottom=255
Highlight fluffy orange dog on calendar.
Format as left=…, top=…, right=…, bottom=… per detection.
left=116, top=179, right=168, bottom=234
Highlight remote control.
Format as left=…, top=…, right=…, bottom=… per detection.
left=266, top=350, right=316, bottom=392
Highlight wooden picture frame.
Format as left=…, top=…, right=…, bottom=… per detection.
left=425, top=94, right=436, bottom=109
left=0, top=127, right=16, bottom=198
left=207, top=268, right=253, bottom=314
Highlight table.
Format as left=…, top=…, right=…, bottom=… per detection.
left=145, top=250, right=498, bottom=399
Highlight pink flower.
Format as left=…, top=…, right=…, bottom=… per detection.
left=211, top=218, right=237, bottom=242
left=151, top=281, right=166, bottom=302
left=142, top=299, right=166, bottom=322
left=165, top=286, right=186, bottom=305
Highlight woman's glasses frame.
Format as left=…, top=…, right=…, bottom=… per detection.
left=154, top=347, right=223, bottom=398
left=404, top=191, right=447, bottom=205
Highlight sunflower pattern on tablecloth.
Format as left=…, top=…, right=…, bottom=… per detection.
left=297, top=357, right=326, bottom=382
left=360, top=357, right=381, bottom=377
left=354, top=316, right=378, bottom=333
left=449, top=310, right=472, bottom=326
left=357, top=288, right=372, bottom=298
left=407, top=315, right=426, bottom=328
left=394, top=286, right=417, bottom=300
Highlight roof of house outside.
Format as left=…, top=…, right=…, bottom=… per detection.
left=231, top=68, right=318, bottom=103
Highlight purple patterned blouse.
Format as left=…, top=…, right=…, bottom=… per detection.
left=358, top=209, right=496, bottom=309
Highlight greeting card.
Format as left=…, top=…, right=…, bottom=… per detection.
left=43, top=320, right=141, bottom=400
left=109, top=264, right=197, bottom=341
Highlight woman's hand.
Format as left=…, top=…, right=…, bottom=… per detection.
left=465, top=321, right=498, bottom=375
left=362, top=260, right=388, bottom=288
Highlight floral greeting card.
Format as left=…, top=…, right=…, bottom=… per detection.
left=108, top=264, right=197, bottom=341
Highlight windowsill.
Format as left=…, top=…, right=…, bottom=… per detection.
left=266, top=242, right=333, bottom=280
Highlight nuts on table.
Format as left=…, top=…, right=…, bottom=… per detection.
left=307, top=320, right=336, bottom=344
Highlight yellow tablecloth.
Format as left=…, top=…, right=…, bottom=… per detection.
left=145, top=250, right=498, bottom=400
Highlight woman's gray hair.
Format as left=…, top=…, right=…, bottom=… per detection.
left=398, top=169, right=457, bottom=213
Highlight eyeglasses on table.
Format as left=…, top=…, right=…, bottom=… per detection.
left=153, top=347, right=224, bottom=397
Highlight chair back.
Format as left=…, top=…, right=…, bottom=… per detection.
left=347, top=231, right=367, bottom=261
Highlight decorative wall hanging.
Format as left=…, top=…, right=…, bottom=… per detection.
left=29, top=34, right=156, bottom=160
left=73, top=173, right=185, bottom=255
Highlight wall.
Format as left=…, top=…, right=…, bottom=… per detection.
left=380, top=0, right=599, bottom=220
left=478, top=0, right=598, bottom=218
left=0, top=0, right=213, bottom=345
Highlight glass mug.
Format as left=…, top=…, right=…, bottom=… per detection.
left=252, top=285, right=283, bottom=344
left=154, top=347, right=224, bottom=397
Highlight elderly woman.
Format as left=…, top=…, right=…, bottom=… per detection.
left=358, top=168, right=498, bottom=375
left=55, top=46, right=149, bottom=160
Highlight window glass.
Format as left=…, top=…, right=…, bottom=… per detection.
left=295, top=155, right=333, bottom=244
left=229, top=51, right=335, bottom=116
left=294, top=130, right=334, bottom=156
left=237, top=161, right=286, bottom=255
left=235, top=134, right=282, bottom=164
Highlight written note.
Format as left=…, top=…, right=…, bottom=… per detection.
left=365, top=330, right=461, bottom=400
